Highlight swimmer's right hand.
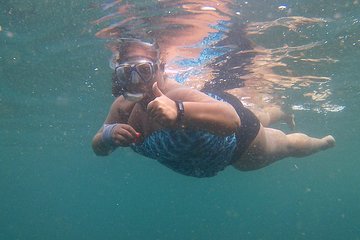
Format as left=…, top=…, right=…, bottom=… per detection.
left=111, top=124, right=141, bottom=147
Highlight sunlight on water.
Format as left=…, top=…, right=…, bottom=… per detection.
left=91, top=0, right=348, bottom=115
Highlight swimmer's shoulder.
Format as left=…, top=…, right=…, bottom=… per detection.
left=165, top=84, right=216, bottom=102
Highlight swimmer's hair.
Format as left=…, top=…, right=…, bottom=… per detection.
left=108, top=38, right=161, bottom=68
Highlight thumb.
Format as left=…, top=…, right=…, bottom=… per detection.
left=152, top=82, right=164, bottom=97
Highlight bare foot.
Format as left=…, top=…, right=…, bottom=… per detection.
left=284, top=113, right=296, bottom=130
left=321, top=135, right=336, bottom=150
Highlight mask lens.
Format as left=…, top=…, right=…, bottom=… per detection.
left=136, top=62, right=153, bottom=82
left=123, top=65, right=133, bottom=80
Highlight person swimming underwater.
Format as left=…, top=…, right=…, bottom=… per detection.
left=92, top=39, right=335, bottom=178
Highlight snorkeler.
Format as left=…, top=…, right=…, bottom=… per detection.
left=92, top=39, right=335, bottom=178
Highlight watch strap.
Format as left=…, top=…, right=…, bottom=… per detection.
left=175, top=100, right=185, bottom=128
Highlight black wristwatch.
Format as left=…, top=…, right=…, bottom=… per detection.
left=175, top=100, right=185, bottom=128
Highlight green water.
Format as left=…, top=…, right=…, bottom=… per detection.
left=1, top=0, right=360, bottom=239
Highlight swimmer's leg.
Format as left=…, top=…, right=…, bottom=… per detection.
left=226, top=89, right=294, bottom=129
left=232, top=125, right=335, bottom=171
left=249, top=105, right=295, bottom=129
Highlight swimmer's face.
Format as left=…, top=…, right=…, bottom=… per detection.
left=113, top=56, right=162, bottom=101
left=111, top=40, right=163, bottom=101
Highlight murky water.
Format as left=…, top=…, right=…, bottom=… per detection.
left=1, top=0, right=359, bottom=239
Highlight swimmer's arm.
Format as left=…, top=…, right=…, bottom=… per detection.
left=165, top=88, right=241, bottom=136
left=181, top=101, right=240, bottom=136
left=106, top=95, right=137, bottom=123
left=92, top=96, right=136, bottom=156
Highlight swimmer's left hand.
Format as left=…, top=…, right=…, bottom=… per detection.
left=147, top=82, right=178, bottom=127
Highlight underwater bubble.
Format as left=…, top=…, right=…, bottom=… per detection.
left=278, top=5, right=287, bottom=11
